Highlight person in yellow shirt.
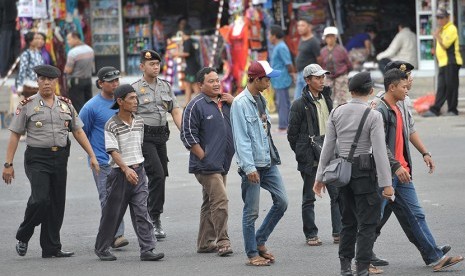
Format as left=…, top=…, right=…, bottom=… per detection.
left=423, top=9, right=463, bottom=117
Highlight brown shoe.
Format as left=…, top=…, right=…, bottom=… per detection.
left=112, top=235, right=129, bottom=248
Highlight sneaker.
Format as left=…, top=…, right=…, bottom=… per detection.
left=153, top=218, right=166, bottom=239
left=16, top=241, right=28, bottom=256
left=94, top=249, right=117, bottom=261
left=422, top=110, right=438, bottom=117
left=140, top=249, right=164, bottom=261
left=112, top=235, right=129, bottom=249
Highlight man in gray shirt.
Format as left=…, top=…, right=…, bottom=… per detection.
left=313, top=72, right=393, bottom=276
left=294, top=17, right=321, bottom=100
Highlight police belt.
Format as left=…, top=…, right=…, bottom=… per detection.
left=27, top=146, right=67, bottom=152
left=144, top=124, right=167, bottom=135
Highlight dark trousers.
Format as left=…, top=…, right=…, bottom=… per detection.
left=430, top=64, right=460, bottom=115
left=95, top=166, right=156, bottom=253
left=0, top=29, right=20, bottom=76
left=68, top=78, right=92, bottom=113
left=301, top=168, right=341, bottom=238
left=142, top=135, right=169, bottom=220
left=16, top=146, right=69, bottom=254
left=338, top=176, right=381, bottom=264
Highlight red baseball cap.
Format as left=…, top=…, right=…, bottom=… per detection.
left=247, top=61, right=281, bottom=78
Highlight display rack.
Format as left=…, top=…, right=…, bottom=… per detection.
left=90, top=0, right=123, bottom=71
left=415, top=0, right=453, bottom=70
left=123, top=2, right=153, bottom=75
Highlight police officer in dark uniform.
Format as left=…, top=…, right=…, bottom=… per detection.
left=2, top=65, right=99, bottom=258
left=313, top=72, right=394, bottom=276
left=132, top=50, right=182, bottom=238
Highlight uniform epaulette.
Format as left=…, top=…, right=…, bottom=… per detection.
left=131, top=79, right=142, bottom=85
left=20, top=97, right=33, bottom=106
left=58, top=96, right=72, bottom=105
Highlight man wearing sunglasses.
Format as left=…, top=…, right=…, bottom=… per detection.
left=79, top=67, right=129, bottom=249
left=132, top=50, right=183, bottom=239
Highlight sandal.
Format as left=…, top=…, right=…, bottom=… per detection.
left=369, top=264, right=384, bottom=274
left=306, top=237, right=323, bottom=246
left=246, top=256, right=270, bottom=266
left=218, top=245, right=233, bottom=257
left=197, top=244, right=218, bottom=253
left=433, top=255, right=464, bottom=272
left=258, top=247, right=275, bottom=263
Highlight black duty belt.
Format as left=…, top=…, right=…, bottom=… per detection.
left=27, top=146, right=67, bottom=152
left=144, top=125, right=167, bottom=135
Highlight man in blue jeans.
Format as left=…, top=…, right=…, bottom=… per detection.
left=230, top=60, right=288, bottom=267
left=79, top=67, right=128, bottom=249
left=268, top=25, right=295, bottom=133
left=376, top=68, right=463, bottom=272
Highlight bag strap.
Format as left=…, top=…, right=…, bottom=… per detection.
left=347, top=107, right=371, bottom=161
left=302, top=95, right=318, bottom=139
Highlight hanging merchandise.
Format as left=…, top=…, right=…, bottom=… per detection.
left=292, top=0, right=328, bottom=39
left=209, top=0, right=225, bottom=67
left=245, top=4, right=269, bottom=60
left=228, top=15, right=249, bottom=93
left=17, top=0, right=33, bottom=18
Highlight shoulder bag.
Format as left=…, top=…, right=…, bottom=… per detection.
left=304, top=99, right=325, bottom=160
left=322, top=107, right=371, bottom=187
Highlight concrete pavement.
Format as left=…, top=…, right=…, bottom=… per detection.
left=0, top=113, right=464, bottom=276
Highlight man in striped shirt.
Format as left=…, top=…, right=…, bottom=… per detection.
left=94, top=84, right=164, bottom=262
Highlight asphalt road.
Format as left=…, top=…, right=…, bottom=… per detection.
left=0, top=114, right=464, bottom=276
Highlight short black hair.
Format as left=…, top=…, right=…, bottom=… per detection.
left=24, top=32, right=35, bottom=46
left=352, top=83, right=373, bottom=96
left=384, top=69, right=408, bottom=91
left=298, top=16, right=312, bottom=25
left=196, top=67, right=218, bottom=83
left=269, top=25, right=284, bottom=39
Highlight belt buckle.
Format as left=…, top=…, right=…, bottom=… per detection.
left=51, top=146, right=59, bottom=152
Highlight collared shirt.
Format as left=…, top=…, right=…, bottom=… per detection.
left=270, top=40, right=293, bottom=89
left=231, top=87, right=281, bottom=174
left=315, top=99, right=392, bottom=188
left=309, top=91, right=330, bottom=135
left=132, top=76, right=180, bottom=126
left=436, top=21, right=463, bottom=67
left=16, top=49, right=44, bottom=90
left=9, top=93, right=83, bottom=147
left=105, top=114, right=145, bottom=168
left=66, top=44, right=94, bottom=78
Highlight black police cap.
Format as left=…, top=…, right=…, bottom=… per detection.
left=349, top=71, right=373, bottom=92
left=384, top=60, right=414, bottom=73
left=140, top=50, right=161, bottom=62
left=111, top=84, right=136, bottom=109
left=33, top=65, right=61, bottom=78
left=97, top=66, right=120, bottom=82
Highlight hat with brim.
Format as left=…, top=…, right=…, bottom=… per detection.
left=247, top=60, right=281, bottom=78
left=111, top=84, right=136, bottom=110
left=33, top=65, right=61, bottom=78
left=303, top=64, right=330, bottom=78
left=98, top=66, right=121, bottom=82
left=436, top=8, right=449, bottom=18
left=348, top=71, right=373, bottom=91
left=384, top=60, right=414, bottom=73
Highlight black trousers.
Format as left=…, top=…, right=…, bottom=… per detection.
left=95, top=166, right=156, bottom=253
left=430, top=64, right=460, bottom=115
left=142, top=135, right=169, bottom=220
left=338, top=173, right=381, bottom=264
left=16, top=146, right=69, bottom=254
left=68, top=78, right=92, bottom=113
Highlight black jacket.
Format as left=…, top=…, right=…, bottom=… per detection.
left=287, top=85, right=333, bottom=174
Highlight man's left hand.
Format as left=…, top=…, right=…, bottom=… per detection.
left=313, top=181, right=326, bottom=198
left=220, top=93, right=234, bottom=105
left=90, top=156, right=100, bottom=174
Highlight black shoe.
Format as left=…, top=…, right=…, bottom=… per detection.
left=95, top=249, right=117, bottom=261
left=153, top=218, right=166, bottom=239
left=42, top=250, right=75, bottom=258
left=340, top=258, right=353, bottom=276
left=371, top=253, right=389, bottom=266
left=440, top=244, right=452, bottom=255
left=16, top=241, right=28, bottom=257
left=140, top=250, right=164, bottom=261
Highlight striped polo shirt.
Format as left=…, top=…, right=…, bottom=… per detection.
left=66, top=44, right=94, bottom=78
left=105, top=114, right=145, bottom=168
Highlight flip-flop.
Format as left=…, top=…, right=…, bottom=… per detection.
left=258, top=249, right=275, bottom=263
left=246, top=256, right=270, bottom=267
left=433, top=256, right=464, bottom=272
left=306, top=237, right=323, bottom=246
left=218, top=245, right=233, bottom=257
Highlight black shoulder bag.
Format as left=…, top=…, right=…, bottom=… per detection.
left=322, top=107, right=371, bottom=187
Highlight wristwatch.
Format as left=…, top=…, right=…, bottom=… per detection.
left=4, top=162, right=13, bottom=168
left=422, top=152, right=432, bottom=157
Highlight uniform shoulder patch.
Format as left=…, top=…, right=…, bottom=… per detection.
left=58, top=96, right=72, bottom=105
left=20, top=97, right=33, bottom=106
left=131, top=79, right=142, bottom=86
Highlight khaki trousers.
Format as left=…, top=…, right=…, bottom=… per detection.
left=195, top=173, right=230, bottom=250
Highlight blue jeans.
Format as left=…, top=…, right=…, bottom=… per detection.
left=274, top=87, right=290, bottom=129
left=92, top=164, right=124, bottom=238
left=294, top=71, right=306, bottom=100
left=380, top=176, right=443, bottom=264
left=239, top=165, right=288, bottom=258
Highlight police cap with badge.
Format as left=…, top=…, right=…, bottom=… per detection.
left=96, top=66, right=121, bottom=89
left=140, top=50, right=162, bottom=63
left=349, top=71, right=373, bottom=92
left=384, top=60, right=414, bottom=73
left=111, top=84, right=136, bottom=109
left=33, top=65, right=61, bottom=78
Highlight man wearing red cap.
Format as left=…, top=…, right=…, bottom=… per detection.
left=230, top=60, right=288, bottom=266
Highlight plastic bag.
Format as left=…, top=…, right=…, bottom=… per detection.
left=413, top=94, right=435, bottom=114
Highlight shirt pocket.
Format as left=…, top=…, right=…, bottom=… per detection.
left=160, top=93, right=173, bottom=111
left=245, top=115, right=260, bottom=140
left=29, top=113, right=45, bottom=123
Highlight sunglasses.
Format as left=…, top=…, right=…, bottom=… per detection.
left=103, top=70, right=120, bottom=80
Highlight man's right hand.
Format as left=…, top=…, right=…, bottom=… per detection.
left=395, top=167, right=411, bottom=183
left=124, top=168, right=139, bottom=185
left=2, top=167, right=15, bottom=185
left=247, top=171, right=260, bottom=184
left=382, top=186, right=395, bottom=200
